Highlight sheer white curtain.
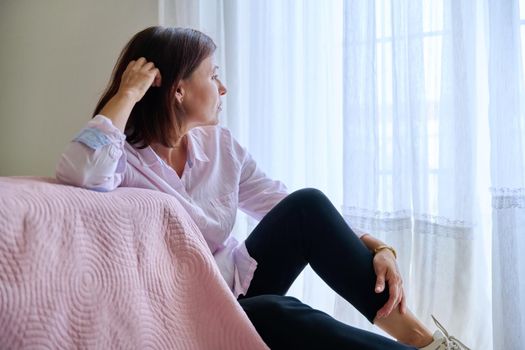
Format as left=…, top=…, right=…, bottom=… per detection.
left=488, top=0, right=525, bottom=348
left=340, top=1, right=491, bottom=349
left=161, top=1, right=525, bottom=349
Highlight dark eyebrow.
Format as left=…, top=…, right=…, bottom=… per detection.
left=213, top=65, right=219, bottom=72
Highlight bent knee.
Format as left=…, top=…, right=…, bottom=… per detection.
left=288, top=187, right=328, bottom=206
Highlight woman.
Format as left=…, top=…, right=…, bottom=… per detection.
left=56, top=26, right=469, bottom=350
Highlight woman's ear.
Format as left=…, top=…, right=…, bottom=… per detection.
left=174, top=82, right=185, bottom=104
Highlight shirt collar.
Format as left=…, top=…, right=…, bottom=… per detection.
left=186, top=128, right=210, bottom=165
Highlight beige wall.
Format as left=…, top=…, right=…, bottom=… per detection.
left=0, top=0, right=159, bottom=176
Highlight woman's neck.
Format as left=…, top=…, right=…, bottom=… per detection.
left=150, top=134, right=188, bottom=165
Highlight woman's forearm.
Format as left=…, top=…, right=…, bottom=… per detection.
left=360, top=233, right=386, bottom=251
left=99, top=91, right=136, bottom=133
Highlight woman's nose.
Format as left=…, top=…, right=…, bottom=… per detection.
left=219, top=81, right=227, bottom=95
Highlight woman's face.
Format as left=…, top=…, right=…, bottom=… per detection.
left=176, top=54, right=227, bottom=129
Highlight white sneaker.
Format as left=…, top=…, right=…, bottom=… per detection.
left=418, top=314, right=470, bottom=350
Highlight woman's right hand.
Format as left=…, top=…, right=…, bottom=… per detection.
left=117, top=57, right=162, bottom=103
left=99, top=57, right=161, bottom=132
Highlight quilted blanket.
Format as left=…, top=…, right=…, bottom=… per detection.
left=0, top=176, right=268, bottom=349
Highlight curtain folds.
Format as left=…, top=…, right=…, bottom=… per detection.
left=488, top=0, right=525, bottom=348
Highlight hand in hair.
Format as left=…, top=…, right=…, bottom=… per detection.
left=98, top=57, right=162, bottom=132
left=118, top=57, right=162, bottom=103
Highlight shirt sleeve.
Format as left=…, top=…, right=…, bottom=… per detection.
left=55, top=114, right=127, bottom=191
left=229, top=133, right=289, bottom=222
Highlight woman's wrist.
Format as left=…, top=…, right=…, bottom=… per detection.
left=373, top=245, right=397, bottom=259
left=115, top=89, right=140, bottom=104
left=360, top=232, right=385, bottom=251
left=360, top=233, right=397, bottom=259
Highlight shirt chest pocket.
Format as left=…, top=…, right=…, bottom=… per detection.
left=208, top=191, right=238, bottom=235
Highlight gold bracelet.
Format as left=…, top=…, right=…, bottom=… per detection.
left=373, top=245, right=397, bottom=259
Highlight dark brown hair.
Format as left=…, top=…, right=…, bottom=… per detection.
left=93, top=26, right=216, bottom=148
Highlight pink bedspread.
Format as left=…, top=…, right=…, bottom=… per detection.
left=0, top=176, right=268, bottom=349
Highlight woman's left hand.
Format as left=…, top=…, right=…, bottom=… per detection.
left=372, top=249, right=407, bottom=319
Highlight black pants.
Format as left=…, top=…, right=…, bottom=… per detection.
left=237, top=188, right=418, bottom=350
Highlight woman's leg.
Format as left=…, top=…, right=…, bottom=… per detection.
left=374, top=308, right=434, bottom=348
left=238, top=188, right=432, bottom=348
left=238, top=294, right=418, bottom=350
